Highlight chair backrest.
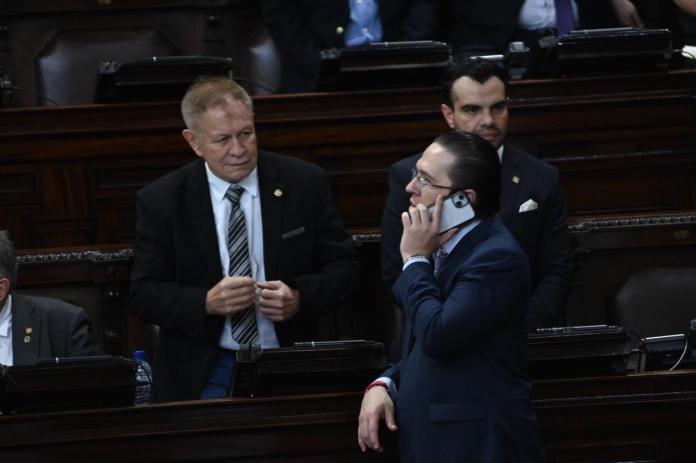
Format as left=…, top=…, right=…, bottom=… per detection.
left=610, top=267, right=696, bottom=339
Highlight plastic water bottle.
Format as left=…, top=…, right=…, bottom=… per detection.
left=133, top=350, right=153, bottom=406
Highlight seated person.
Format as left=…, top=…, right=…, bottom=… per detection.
left=0, top=230, right=104, bottom=366
left=261, top=0, right=437, bottom=92
left=129, top=77, right=358, bottom=401
left=440, top=0, right=620, bottom=58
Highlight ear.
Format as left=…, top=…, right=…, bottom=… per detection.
left=0, top=277, right=9, bottom=306
left=464, top=189, right=478, bottom=206
left=182, top=129, right=203, bottom=158
left=440, top=104, right=456, bottom=129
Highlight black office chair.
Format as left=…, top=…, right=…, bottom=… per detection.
left=610, top=267, right=696, bottom=340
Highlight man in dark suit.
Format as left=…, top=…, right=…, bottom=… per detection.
left=130, top=77, right=358, bottom=401
left=0, top=231, right=102, bottom=366
left=261, top=0, right=437, bottom=92
left=381, top=58, right=574, bottom=329
left=359, top=131, right=544, bottom=461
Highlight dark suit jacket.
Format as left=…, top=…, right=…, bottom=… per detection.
left=385, top=215, right=544, bottom=462
left=262, top=0, right=437, bottom=91
left=10, top=293, right=102, bottom=365
left=129, top=151, right=358, bottom=401
left=381, top=146, right=574, bottom=328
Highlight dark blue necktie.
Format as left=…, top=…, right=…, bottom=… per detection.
left=554, top=0, right=575, bottom=35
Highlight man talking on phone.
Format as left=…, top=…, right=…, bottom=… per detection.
left=381, top=58, right=573, bottom=331
left=358, top=131, right=544, bottom=461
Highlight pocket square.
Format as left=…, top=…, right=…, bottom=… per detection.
left=518, top=199, right=538, bottom=213
left=281, top=226, right=305, bottom=240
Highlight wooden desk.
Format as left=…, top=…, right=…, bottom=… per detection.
left=2, top=70, right=696, bottom=248
left=2, top=370, right=695, bottom=462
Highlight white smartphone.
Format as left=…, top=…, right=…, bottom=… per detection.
left=428, top=191, right=475, bottom=234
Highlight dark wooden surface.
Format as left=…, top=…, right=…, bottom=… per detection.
left=1, top=370, right=695, bottom=462
left=13, top=211, right=696, bottom=357
left=2, top=70, right=696, bottom=248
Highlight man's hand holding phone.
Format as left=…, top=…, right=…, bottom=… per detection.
left=400, top=196, right=458, bottom=262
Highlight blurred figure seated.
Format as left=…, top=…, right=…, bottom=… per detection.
left=261, top=0, right=438, bottom=92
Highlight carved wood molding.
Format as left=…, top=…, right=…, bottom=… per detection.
left=570, top=212, right=696, bottom=232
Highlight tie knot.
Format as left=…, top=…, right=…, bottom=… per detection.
left=225, top=185, right=244, bottom=205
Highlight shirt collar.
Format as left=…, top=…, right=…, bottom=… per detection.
left=498, top=145, right=504, bottom=163
left=204, top=162, right=259, bottom=203
left=0, top=294, right=12, bottom=338
left=440, top=218, right=482, bottom=255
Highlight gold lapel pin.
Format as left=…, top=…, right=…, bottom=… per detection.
left=25, top=327, right=33, bottom=335
left=274, top=188, right=283, bottom=197
left=512, top=175, right=520, bottom=184
left=23, top=335, right=31, bottom=343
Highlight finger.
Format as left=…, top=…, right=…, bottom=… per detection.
left=384, top=405, right=398, bottom=431
left=258, top=296, right=282, bottom=309
left=357, top=413, right=368, bottom=452
left=366, top=413, right=382, bottom=451
left=400, top=211, right=411, bottom=228
left=431, top=194, right=444, bottom=228
left=415, top=203, right=430, bottom=225
left=258, top=306, right=284, bottom=321
left=256, top=280, right=280, bottom=290
left=221, top=276, right=256, bottom=289
left=358, top=432, right=367, bottom=453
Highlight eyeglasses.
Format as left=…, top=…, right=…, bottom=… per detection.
left=411, top=168, right=452, bottom=190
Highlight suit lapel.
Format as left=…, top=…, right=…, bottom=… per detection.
left=185, top=160, right=223, bottom=280
left=257, top=152, right=284, bottom=280
left=11, top=294, right=40, bottom=364
left=436, top=217, right=495, bottom=281
left=500, top=145, right=523, bottom=218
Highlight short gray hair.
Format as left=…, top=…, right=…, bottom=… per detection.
left=181, top=76, right=253, bottom=131
left=0, top=230, right=17, bottom=289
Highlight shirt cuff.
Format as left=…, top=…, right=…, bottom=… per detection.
left=402, top=256, right=429, bottom=271
left=375, top=376, right=398, bottom=400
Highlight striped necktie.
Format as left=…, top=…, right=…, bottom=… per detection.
left=225, top=185, right=259, bottom=346
left=433, top=249, right=448, bottom=276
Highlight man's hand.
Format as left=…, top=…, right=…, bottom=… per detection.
left=205, top=276, right=257, bottom=316
left=357, top=386, right=397, bottom=453
left=400, top=196, right=457, bottom=262
left=257, top=280, right=300, bottom=322
left=611, top=0, right=643, bottom=26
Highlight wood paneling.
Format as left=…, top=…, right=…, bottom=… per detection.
left=2, top=370, right=696, bottom=462
left=2, top=70, right=696, bottom=248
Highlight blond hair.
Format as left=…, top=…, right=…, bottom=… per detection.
left=181, top=76, right=253, bottom=131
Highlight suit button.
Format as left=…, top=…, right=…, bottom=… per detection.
left=336, top=26, right=344, bottom=35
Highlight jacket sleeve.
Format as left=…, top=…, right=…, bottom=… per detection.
left=289, top=169, right=359, bottom=316
left=394, top=247, right=528, bottom=358
left=129, top=191, right=215, bottom=340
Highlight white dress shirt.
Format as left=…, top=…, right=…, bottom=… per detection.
left=518, top=0, right=578, bottom=30
left=0, top=294, right=13, bottom=366
left=204, top=163, right=279, bottom=350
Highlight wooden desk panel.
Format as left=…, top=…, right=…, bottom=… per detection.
left=2, top=71, right=696, bottom=248
left=2, top=370, right=696, bottom=462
